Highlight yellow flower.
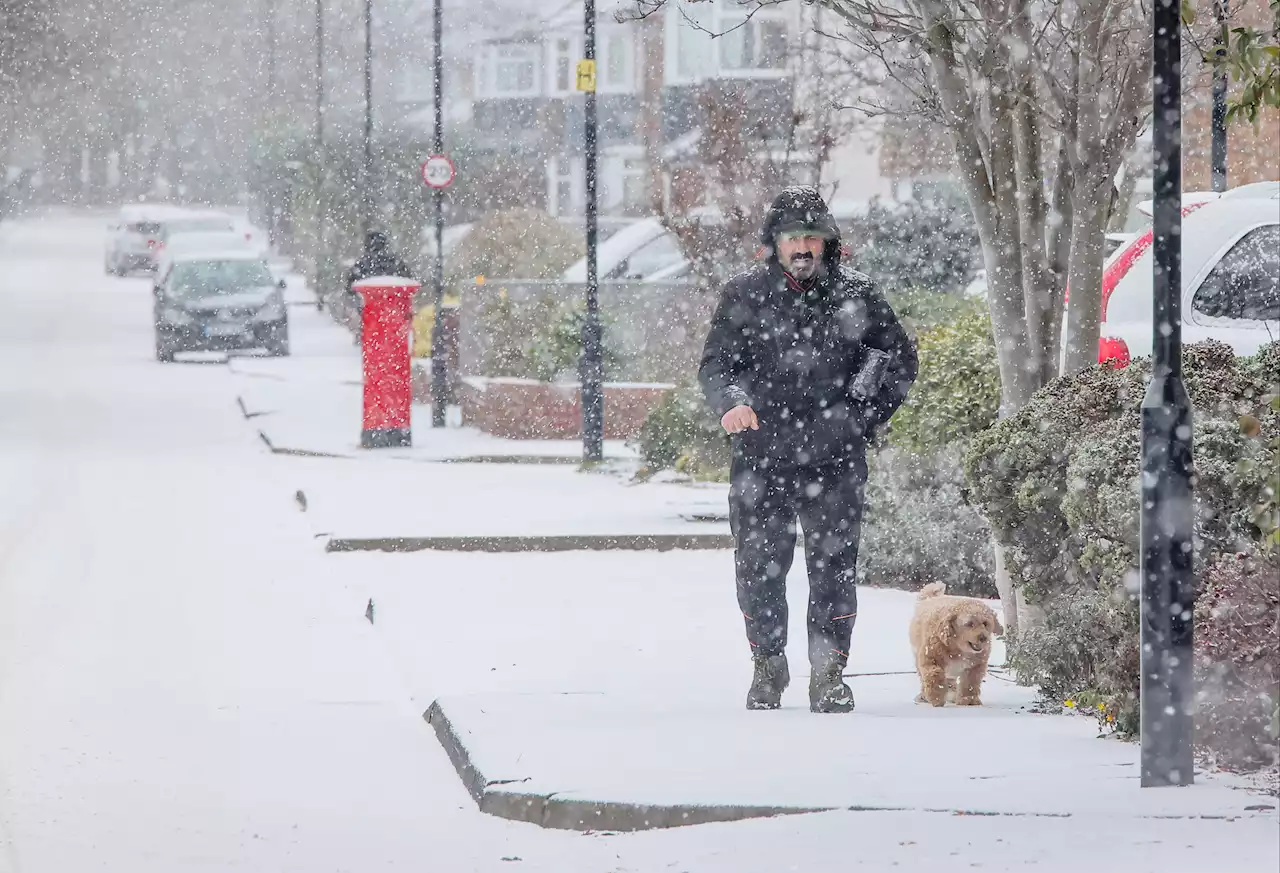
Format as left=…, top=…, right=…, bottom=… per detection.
left=1098, top=703, right=1106, bottom=711
left=1064, top=700, right=1076, bottom=708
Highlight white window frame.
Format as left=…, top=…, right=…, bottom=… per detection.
left=547, top=35, right=580, bottom=96
left=548, top=154, right=579, bottom=217
left=476, top=41, right=541, bottom=99
left=716, top=9, right=791, bottom=78
left=621, top=156, right=647, bottom=211
left=599, top=28, right=635, bottom=94
left=663, top=0, right=794, bottom=85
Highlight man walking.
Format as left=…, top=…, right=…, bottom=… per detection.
left=699, top=186, right=918, bottom=713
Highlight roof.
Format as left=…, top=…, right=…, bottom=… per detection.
left=118, top=203, right=190, bottom=221
left=164, top=231, right=253, bottom=249
left=165, top=249, right=270, bottom=264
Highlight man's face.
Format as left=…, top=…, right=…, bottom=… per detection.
left=776, top=231, right=827, bottom=281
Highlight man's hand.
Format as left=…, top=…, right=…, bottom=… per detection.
left=721, top=405, right=759, bottom=434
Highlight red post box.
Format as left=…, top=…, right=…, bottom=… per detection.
left=354, top=276, right=420, bottom=448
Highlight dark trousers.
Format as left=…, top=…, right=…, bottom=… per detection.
left=729, top=452, right=867, bottom=670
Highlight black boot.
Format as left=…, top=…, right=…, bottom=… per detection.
left=809, top=663, right=855, bottom=713
left=746, top=652, right=790, bottom=710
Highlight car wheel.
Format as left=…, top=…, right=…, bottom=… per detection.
left=155, top=336, right=176, bottom=363
left=264, top=320, right=290, bottom=357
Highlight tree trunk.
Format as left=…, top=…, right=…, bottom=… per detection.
left=1013, top=95, right=1058, bottom=389
left=992, top=540, right=1018, bottom=641
left=1062, top=171, right=1112, bottom=374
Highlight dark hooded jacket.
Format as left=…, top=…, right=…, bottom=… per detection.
left=698, top=186, right=918, bottom=464
left=348, top=230, right=413, bottom=286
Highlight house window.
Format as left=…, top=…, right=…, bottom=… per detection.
left=621, top=157, right=646, bottom=210
left=551, top=37, right=576, bottom=94
left=665, top=0, right=791, bottom=83
left=603, top=32, right=631, bottom=90
left=480, top=42, right=539, bottom=98
left=719, top=14, right=789, bottom=73
left=550, top=156, right=577, bottom=217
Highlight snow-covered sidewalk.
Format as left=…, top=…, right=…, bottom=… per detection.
left=228, top=299, right=734, bottom=548
left=2, top=212, right=1274, bottom=873
left=238, top=260, right=1277, bottom=858
left=235, top=298, right=638, bottom=463
left=329, top=549, right=1275, bottom=832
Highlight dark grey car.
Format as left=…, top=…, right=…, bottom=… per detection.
left=153, top=254, right=290, bottom=362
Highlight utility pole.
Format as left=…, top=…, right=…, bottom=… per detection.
left=1211, top=0, right=1229, bottom=193
left=315, top=0, right=327, bottom=310
left=1140, top=0, right=1194, bottom=788
left=363, top=0, right=375, bottom=239
left=580, top=0, right=604, bottom=463
left=430, top=0, right=448, bottom=428
left=264, top=0, right=280, bottom=245
left=266, top=0, right=278, bottom=105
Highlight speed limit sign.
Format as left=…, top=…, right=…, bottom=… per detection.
left=421, top=154, right=455, bottom=189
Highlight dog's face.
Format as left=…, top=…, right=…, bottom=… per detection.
left=950, top=605, right=1003, bottom=657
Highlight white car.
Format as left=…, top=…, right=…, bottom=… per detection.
left=104, top=204, right=189, bottom=275
left=154, top=230, right=257, bottom=278
left=562, top=218, right=685, bottom=283
left=105, top=206, right=240, bottom=275
left=1096, top=189, right=1279, bottom=365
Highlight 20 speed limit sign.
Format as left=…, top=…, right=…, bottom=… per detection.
left=421, top=154, right=455, bottom=189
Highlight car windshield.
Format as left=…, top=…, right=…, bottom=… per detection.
left=129, top=221, right=161, bottom=234
left=170, top=259, right=273, bottom=296
left=165, top=218, right=233, bottom=237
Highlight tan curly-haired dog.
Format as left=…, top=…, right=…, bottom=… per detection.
left=909, top=582, right=1003, bottom=707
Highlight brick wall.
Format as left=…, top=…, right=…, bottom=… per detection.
left=1183, top=0, right=1280, bottom=190
left=459, top=377, right=674, bottom=440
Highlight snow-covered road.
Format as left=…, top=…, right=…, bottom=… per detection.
left=0, top=212, right=580, bottom=871
left=0, top=212, right=1274, bottom=872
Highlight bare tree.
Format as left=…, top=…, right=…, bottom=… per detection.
left=624, top=0, right=1152, bottom=412
left=633, top=3, right=861, bottom=292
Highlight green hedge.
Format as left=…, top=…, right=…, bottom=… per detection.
left=888, top=298, right=1000, bottom=454
left=964, top=340, right=1280, bottom=737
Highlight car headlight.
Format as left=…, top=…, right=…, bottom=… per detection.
left=162, top=307, right=194, bottom=326
left=253, top=292, right=286, bottom=321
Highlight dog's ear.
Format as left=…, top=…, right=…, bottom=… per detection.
left=948, top=613, right=960, bottom=638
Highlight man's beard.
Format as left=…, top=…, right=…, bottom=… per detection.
left=787, top=253, right=823, bottom=281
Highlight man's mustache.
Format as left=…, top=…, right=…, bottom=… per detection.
left=790, top=253, right=815, bottom=262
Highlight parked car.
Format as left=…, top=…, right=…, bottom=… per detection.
left=153, top=250, right=289, bottom=362
left=1093, top=188, right=1279, bottom=366
left=562, top=218, right=684, bottom=283
left=148, top=211, right=239, bottom=269
left=154, top=230, right=257, bottom=277
left=104, top=204, right=189, bottom=275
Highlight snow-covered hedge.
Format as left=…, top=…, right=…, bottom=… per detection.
left=860, top=447, right=996, bottom=597
left=843, top=191, right=981, bottom=296
left=964, top=340, right=1280, bottom=748
left=632, top=383, right=731, bottom=480
left=1196, top=550, right=1280, bottom=773
left=888, top=299, right=1000, bottom=455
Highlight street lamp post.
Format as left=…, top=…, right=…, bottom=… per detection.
left=315, top=0, right=327, bottom=311
left=1211, top=0, right=1228, bottom=192
left=363, top=0, right=374, bottom=239
left=430, top=0, right=448, bottom=429
left=580, top=0, right=604, bottom=463
left=1140, top=0, right=1195, bottom=788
